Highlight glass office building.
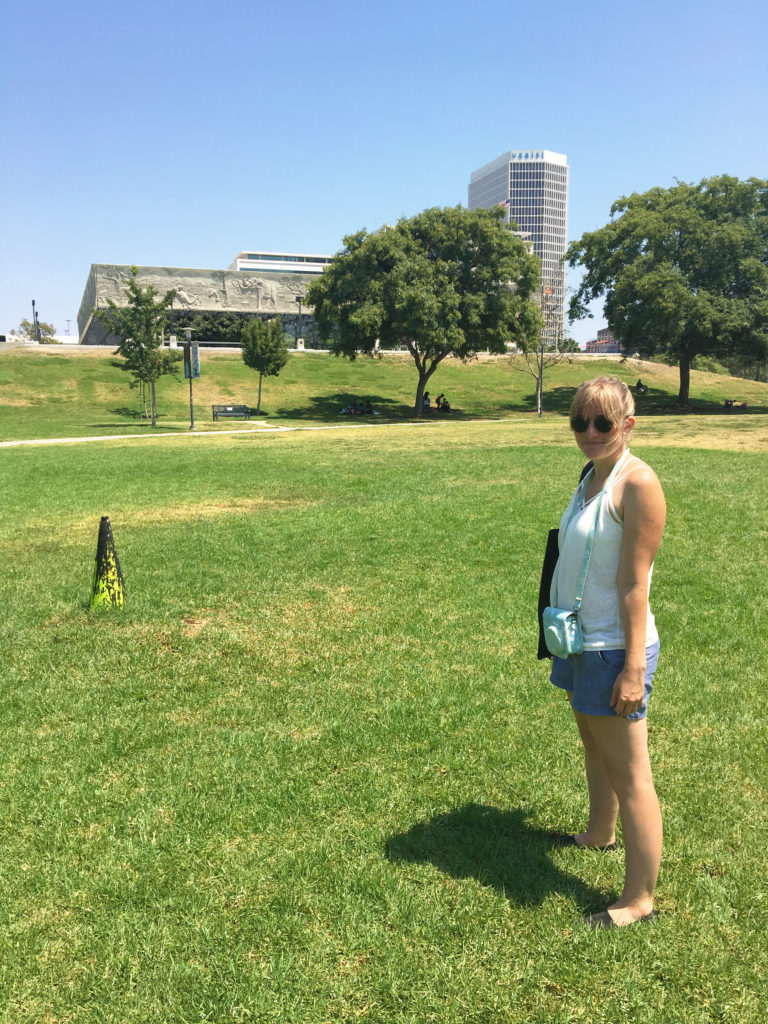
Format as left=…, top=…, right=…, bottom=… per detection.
left=228, top=251, right=333, bottom=274
left=468, top=150, right=569, bottom=345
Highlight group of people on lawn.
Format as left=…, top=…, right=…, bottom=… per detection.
left=340, top=393, right=452, bottom=415
left=423, top=392, right=451, bottom=412
left=340, top=398, right=377, bottom=415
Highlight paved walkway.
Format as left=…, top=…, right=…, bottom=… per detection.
left=0, top=419, right=448, bottom=448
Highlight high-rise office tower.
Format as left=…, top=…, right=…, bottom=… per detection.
left=468, top=149, right=569, bottom=345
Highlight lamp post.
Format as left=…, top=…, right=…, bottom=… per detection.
left=31, top=300, right=41, bottom=342
left=183, top=328, right=199, bottom=429
left=295, top=295, right=303, bottom=347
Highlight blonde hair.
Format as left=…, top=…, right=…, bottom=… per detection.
left=571, top=376, right=635, bottom=427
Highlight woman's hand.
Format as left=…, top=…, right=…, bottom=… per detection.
left=611, top=665, right=645, bottom=717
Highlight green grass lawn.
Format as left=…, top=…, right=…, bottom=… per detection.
left=2, top=345, right=767, bottom=441
left=1, top=413, right=767, bottom=1022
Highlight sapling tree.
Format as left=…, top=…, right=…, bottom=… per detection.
left=516, top=280, right=574, bottom=416
left=241, top=316, right=288, bottom=413
left=94, top=267, right=180, bottom=426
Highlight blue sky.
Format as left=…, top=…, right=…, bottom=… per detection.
left=1, top=0, right=766, bottom=344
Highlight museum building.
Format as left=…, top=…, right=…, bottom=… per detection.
left=77, top=253, right=332, bottom=346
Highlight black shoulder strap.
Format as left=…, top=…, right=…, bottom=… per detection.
left=537, top=461, right=594, bottom=660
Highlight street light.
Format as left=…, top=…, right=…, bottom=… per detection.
left=183, top=328, right=199, bottom=429
left=31, top=300, right=41, bottom=342
left=295, top=295, right=303, bottom=347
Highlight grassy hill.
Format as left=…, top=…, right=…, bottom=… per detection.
left=1, top=344, right=766, bottom=441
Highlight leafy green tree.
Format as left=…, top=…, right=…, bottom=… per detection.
left=171, top=310, right=249, bottom=345
left=566, top=176, right=768, bottom=404
left=11, top=317, right=58, bottom=343
left=94, top=267, right=179, bottom=426
left=241, top=316, right=288, bottom=413
left=306, top=205, right=542, bottom=414
left=721, top=351, right=767, bottom=382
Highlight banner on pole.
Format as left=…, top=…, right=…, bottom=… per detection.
left=184, top=342, right=200, bottom=379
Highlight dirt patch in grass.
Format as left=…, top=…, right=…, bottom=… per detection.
left=0, top=395, right=35, bottom=406
left=92, top=380, right=131, bottom=403
left=122, top=495, right=313, bottom=526
left=635, top=415, right=767, bottom=453
left=0, top=345, right=118, bottom=358
left=180, top=616, right=211, bottom=638
left=0, top=497, right=313, bottom=554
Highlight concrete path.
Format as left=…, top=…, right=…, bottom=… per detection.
left=0, top=419, right=446, bottom=448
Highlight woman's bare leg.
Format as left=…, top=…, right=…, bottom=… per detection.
left=576, top=711, right=662, bottom=924
left=568, top=693, right=619, bottom=847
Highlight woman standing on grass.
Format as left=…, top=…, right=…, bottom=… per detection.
left=549, top=376, right=666, bottom=929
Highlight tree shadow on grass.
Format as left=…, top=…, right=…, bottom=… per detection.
left=275, top=393, right=456, bottom=421
left=512, top=385, right=768, bottom=417
left=107, top=407, right=151, bottom=421
left=490, top=386, right=578, bottom=415
left=273, top=393, right=403, bottom=421
left=276, top=393, right=479, bottom=421
left=85, top=410, right=184, bottom=431
left=385, top=802, right=609, bottom=910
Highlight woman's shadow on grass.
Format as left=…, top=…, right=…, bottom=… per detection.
left=385, top=802, right=607, bottom=910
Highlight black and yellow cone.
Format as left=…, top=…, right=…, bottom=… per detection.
left=91, top=516, right=125, bottom=609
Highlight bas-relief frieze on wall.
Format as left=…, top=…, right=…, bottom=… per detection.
left=90, top=265, right=311, bottom=315
left=78, top=264, right=316, bottom=343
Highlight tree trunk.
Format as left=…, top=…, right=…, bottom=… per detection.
left=408, top=342, right=450, bottom=416
left=257, top=372, right=263, bottom=414
left=676, top=353, right=691, bottom=406
left=414, top=373, right=427, bottom=416
left=537, top=347, right=544, bottom=417
left=151, top=380, right=157, bottom=427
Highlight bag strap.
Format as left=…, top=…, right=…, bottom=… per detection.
left=571, top=450, right=631, bottom=613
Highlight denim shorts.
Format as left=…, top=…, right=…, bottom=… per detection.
left=550, top=640, right=660, bottom=720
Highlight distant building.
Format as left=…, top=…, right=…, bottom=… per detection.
left=228, top=251, right=333, bottom=274
left=585, top=327, right=621, bottom=354
left=77, top=263, right=319, bottom=346
left=468, top=149, right=569, bottom=345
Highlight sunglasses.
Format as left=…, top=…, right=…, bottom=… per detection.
left=570, top=414, right=615, bottom=434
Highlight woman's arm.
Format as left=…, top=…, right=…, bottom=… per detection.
left=612, top=466, right=666, bottom=716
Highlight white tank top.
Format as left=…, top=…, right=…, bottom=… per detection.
left=550, top=450, right=658, bottom=650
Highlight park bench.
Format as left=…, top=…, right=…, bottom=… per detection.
left=212, top=404, right=251, bottom=421
left=724, top=400, right=748, bottom=412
